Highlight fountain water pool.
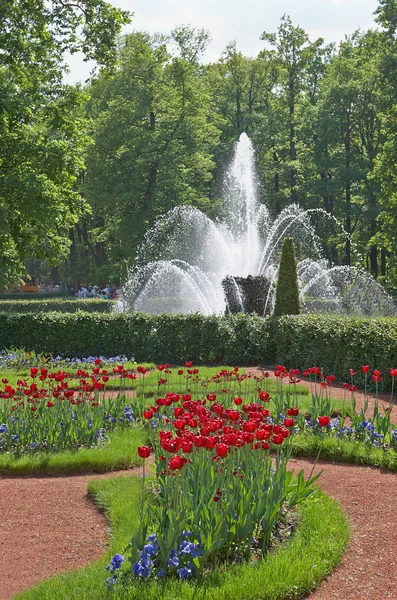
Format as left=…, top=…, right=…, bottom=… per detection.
left=118, top=134, right=396, bottom=317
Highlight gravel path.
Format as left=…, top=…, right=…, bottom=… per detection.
left=0, top=467, right=141, bottom=600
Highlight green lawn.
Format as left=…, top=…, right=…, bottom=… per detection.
left=16, top=475, right=349, bottom=600
left=0, top=428, right=146, bottom=475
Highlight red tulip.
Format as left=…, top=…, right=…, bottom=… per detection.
left=286, top=407, right=299, bottom=417
left=138, top=446, right=151, bottom=459
left=215, top=443, right=228, bottom=457
left=272, top=434, right=284, bottom=445
left=362, top=365, right=370, bottom=373
left=318, top=416, right=330, bottom=427
left=30, top=368, right=38, bottom=378
left=185, top=361, right=193, bottom=368
left=169, top=455, right=187, bottom=471
left=234, top=397, right=242, bottom=406
left=283, top=418, right=295, bottom=428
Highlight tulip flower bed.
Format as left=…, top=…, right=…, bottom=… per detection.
left=0, top=361, right=145, bottom=455
left=106, top=393, right=321, bottom=587
left=104, top=363, right=397, bottom=587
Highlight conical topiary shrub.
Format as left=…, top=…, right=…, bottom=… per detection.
left=273, top=237, right=300, bottom=316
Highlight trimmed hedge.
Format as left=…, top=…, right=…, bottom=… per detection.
left=0, top=299, right=112, bottom=314
left=1, top=311, right=397, bottom=389
left=273, top=237, right=300, bottom=316
left=276, top=314, right=397, bottom=390
left=0, top=312, right=276, bottom=365
left=0, top=292, right=69, bottom=300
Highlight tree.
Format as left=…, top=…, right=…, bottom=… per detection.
left=273, top=237, right=300, bottom=316
left=261, top=16, right=325, bottom=206
left=76, top=29, right=221, bottom=282
left=0, top=0, right=131, bottom=287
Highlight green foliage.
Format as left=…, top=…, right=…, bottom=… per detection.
left=0, top=428, right=145, bottom=476
left=276, top=314, right=397, bottom=390
left=273, top=238, right=300, bottom=316
left=0, top=0, right=131, bottom=288
left=77, top=28, right=221, bottom=282
left=3, top=311, right=397, bottom=390
left=16, top=481, right=348, bottom=600
left=0, top=312, right=276, bottom=365
left=0, top=299, right=111, bottom=314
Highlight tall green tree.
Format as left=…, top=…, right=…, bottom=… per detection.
left=78, top=28, right=220, bottom=282
left=0, top=0, right=131, bottom=287
left=261, top=16, right=325, bottom=207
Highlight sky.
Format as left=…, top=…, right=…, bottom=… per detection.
left=65, top=0, right=380, bottom=83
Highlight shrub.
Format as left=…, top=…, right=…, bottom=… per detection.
left=0, top=299, right=112, bottom=314
left=276, top=314, right=397, bottom=390
left=0, top=291, right=69, bottom=300
left=0, top=312, right=277, bottom=364
left=273, top=237, right=300, bottom=316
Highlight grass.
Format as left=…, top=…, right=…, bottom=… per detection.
left=290, top=433, right=397, bottom=471
left=0, top=428, right=146, bottom=475
left=16, top=475, right=349, bottom=600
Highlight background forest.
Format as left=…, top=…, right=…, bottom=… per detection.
left=2, top=0, right=397, bottom=291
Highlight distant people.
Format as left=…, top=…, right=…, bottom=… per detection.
left=77, top=288, right=83, bottom=299
left=91, top=285, right=98, bottom=297
left=81, top=285, right=88, bottom=298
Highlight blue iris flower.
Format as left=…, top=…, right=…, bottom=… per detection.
left=177, top=564, right=194, bottom=579
left=168, top=551, right=179, bottom=568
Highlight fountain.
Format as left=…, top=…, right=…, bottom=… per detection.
left=118, top=133, right=396, bottom=317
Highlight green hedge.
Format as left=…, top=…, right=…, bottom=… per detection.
left=1, top=312, right=397, bottom=389
left=276, top=314, right=397, bottom=390
left=0, top=292, right=69, bottom=300
left=0, top=312, right=276, bottom=364
left=0, top=299, right=112, bottom=314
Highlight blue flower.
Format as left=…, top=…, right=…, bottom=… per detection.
left=105, top=577, right=117, bottom=587
left=147, top=534, right=157, bottom=543
left=0, top=424, right=8, bottom=434
left=108, top=553, right=124, bottom=574
left=168, top=550, right=179, bottom=568
left=143, top=543, right=158, bottom=557
left=139, top=550, right=154, bottom=567
left=178, top=540, right=202, bottom=557
left=132, top=562, right=150, bottom=577
left=177, top=564, right=194, bottom=579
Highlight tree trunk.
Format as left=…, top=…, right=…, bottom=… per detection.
left=345, top=110, right=351, bottom=267
left=289, top=73, right=297, bottom=203
left=381, top=248, right=387, bottom=277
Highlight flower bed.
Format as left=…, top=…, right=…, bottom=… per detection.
left=104, top=361, right=397, bottom=588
